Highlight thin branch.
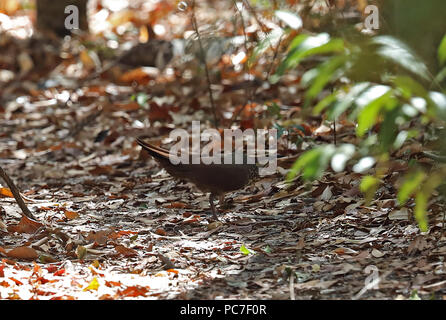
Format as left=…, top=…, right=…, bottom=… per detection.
left=232, top=0, right=255, bottom=123
left=191, top=0, right=219, bottom=127
left=0, top=165, right=37, bottom=220
left=333, top=119, right=337, bottom=145
left=231, top=32, right=284, bottom=125
left=242, top=0, right=268, bottom=34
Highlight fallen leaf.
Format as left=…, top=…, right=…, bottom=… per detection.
left=118, top=285, right=149, bottom=297
left=0, top=188, right=13, bottom=198
left=371, top=249, right=385, bottom=258
left=155, top=228, right=167, bottom=236
left=64, top=210, right=79, bottom=220
left=7, top=216, right=43, bottom=234
left=83, top=277, right=99, bottom=291
left=6, top=246, right=38, bottom=260
left=388, top=208, right=409, bottom=220
left=76, top=245, right=87, bottom=259
left=114, top=245, right=138, bottom=257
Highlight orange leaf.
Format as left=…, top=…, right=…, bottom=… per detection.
left=0, top=188, right=13, bottom=198
left=109, top=230, right=138, bottom=239
left=6, top=246, right=38, bottom=260
left=105, top=280, right=122, bottom=288
left=0, top=280, right=10, bottom=287
left=166, top=202, right=187, bottom=209
left=118, top=286, right=149, bottom=297
left=63, top=210, right=79, bottom=220
left=53, top=269, right=65, bottom=276
left=166, top=269, right=179, bottom=275
left=9, top=277, right=23, bottom=285
left=119, top=68, right=152, bottom=84
left=86, top=230, right=111, bottom=245
left=50, top=295, right=76, bottom=300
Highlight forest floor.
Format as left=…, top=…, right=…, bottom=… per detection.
left=1, top=1, right=446, bottom=300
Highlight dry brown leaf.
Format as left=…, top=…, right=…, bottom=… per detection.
left=7, top=216, right=43, bottom=234
left=155, top=228, right=167, bottom=236
left=6, top=246, right=38, bottom=260
left=114, top=245, right=138, bottom=257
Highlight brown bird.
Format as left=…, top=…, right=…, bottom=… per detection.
left=136, top=138, right=259, bottom=219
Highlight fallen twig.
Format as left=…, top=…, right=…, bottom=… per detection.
left=0, top=165, right=38, bottom=221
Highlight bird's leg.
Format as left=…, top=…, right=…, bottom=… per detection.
left=209, top=193, right=218, bottom=220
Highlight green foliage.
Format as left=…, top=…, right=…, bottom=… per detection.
left=397, top=170, right=426, bottom=205
left=271, top=13, right=446, bottom=232
left=438, top=34, right=446, bottom=67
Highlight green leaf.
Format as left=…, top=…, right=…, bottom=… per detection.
left=360, top=175, right=379, bottom=193
left=397, top=170, right=426, bottom=205
left=263, top=245, right=272, bottom=253
left=378, top=108, right=400, bottom=151
left=267, top=102, right=282, bottom=118
left=240, top=244, right=254, bottom=255
left=373, top=36, right=430, bottom=81
left=313, top=91, right=338, bottom=115
left=360, top=175, right=380, bottom=204
left=434, top=67, right=446, bottom=84
left=429, top=91, right=446, bottom=120
left=410, top=290, right=421, bottom=300
left=287, top=33, right=310, bottom=51
left=393, top=130, right=418, bottom=150
left=305, top=55, right=347, bottom=102
left=134, top=92, right=150, bottom=108
left=438, top=34, right=446, bottom=66
left=415, top=192, right=428, bottom=232
left=393, top=76, right=427, bottom=99
left=276, top=34, right=344, bottom=75
left=327, top=82, right=371, bottom=120
left=356, top=91, right=393, bottom=137
left=287, top=145, right=335, bottom=181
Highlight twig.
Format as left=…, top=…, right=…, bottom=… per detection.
left=233, top=0, right=254, bottom=112
left=191, top=0, right=219, bottom=127
left=421, top=151, right=446, bottom=163
left=0, top=165, right=37, bottom=220
left=333, top=119, right=337, bottom=145
left=242, top=0, right=268, bottom=34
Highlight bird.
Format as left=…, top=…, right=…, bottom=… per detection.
left=136, top=138, right=259, bottom=219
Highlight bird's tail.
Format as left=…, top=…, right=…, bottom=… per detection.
left=136, top=138, right=170, bottom=161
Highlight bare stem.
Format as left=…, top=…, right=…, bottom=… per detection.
left=0, top=165, right=37, bottom=220
left=232, top=0, right=254, bottom=121
left=191, top=0, right=219, bottom=127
